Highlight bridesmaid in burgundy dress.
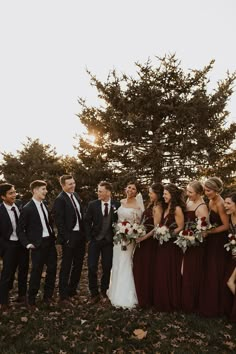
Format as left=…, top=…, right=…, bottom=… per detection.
left=153, top=184, right=185, bottom=312
left=199, top=177, right=230, bottom=317
left=224, top=193, right=236, bottom=321
left=133, top=183, right=164, bottom=308
left=181, top=181, right=208, bottom=313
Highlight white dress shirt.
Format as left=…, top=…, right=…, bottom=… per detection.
left=66, top=193, right=81, bottom=231
left=3, top=202, right=19, bottom=241
left=32, top=198, right=51, bottom=237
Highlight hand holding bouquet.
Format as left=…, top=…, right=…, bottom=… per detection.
left=224, top=233, right=236, bottom=258
left=113, top=220, right=146, bottom=250
left=153, top=224, right=173, bottom=245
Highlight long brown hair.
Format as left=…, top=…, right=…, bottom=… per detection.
left=164, top=183, right=186, bottom=215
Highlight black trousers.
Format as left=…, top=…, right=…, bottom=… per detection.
left=0, top=241, right=29, bottom=305
left=28, top=237, right=57, bottom=305
left=59, top=232, right=86, bottom=299
left=88, top=239, right=113, bottom=297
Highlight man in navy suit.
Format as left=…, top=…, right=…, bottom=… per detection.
left=17, top=180, right=57, bottom=307
left=53, top=175, right=85, bottom=303
left=85, top=181, right=120, bottom=303
left=0, top=183, right=29, bottom=311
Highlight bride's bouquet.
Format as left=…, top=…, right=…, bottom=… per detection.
left=153, top=224, right=173, bottom=245
left=224, top=233, right=236, bottom=257
left=113, top=220, right=146, bottom=250
left=174, top=217, right=208, bottom=253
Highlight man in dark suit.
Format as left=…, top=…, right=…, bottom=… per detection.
left=17, top=180, right=57, bottom=307
left=85, top=181, right=120, bottom=303
left=53, top=175, right=85, bottom=303
left=0, top=183, right=29, bottom=311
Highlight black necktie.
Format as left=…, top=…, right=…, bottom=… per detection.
left=11, top=206, right=19, bottom=225
left=40, top=203, right=52, bottom=236
left=70, top=194, right=82, bottom=227
left=104, top=203, right=108, bottom=217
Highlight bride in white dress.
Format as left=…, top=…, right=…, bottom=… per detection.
left=108, top=182, right=144, bottom=308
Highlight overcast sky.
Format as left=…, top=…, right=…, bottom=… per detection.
left=0, top=0, right=235, bottom=157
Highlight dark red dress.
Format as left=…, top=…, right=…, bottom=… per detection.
left=133, top=206, right=155, bottom=308
left=181, top=209, right=205, bottom=313
left=225, top=218, right=236, bottom=321
left=153, top=212, right=182, bottom=312
left=199, top=210, right=231, bottom=317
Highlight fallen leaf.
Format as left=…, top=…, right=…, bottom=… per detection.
left=133, top=329, right=147, bottom=339
left=21, top=317, right=28, bottom=323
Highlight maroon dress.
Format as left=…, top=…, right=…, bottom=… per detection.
left=181, top=207, right=205, bottom=313
left=153, top=212, right=182, bottom=312
left=225, top=218, right=236, bottom=321
left=133, top=206, right=155, bottom=308
left=199, top=210, right=231, bottom=317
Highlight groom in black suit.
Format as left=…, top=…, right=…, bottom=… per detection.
left=0, top=183, right=29, bottom=310
left=85, top=181, right=120, bottom=303
left=53, top=175, right=86, bottom=303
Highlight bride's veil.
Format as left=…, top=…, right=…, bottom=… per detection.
left=136, top=192, right=145, bottom=212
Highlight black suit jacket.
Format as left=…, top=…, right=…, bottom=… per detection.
left=84, top=199, right=120, bottom=241
left=17, top=199, right=55, bottom=248
left=0, top=203, right=20, bottom=256
left=53, top=191, right=85, bottom=245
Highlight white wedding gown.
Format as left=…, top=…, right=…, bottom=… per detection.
left=108, top=205, right=142, bottom=308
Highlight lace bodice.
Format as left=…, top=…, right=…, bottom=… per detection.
left=118, top=206, right=142, bottom=224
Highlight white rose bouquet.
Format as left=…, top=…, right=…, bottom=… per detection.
left=224, top=233, right=236, bottom=257
left=113, top=220, right=146, bottom=250
left=153, top=224, right=173, bottom=245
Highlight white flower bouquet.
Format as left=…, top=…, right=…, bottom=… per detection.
left=153, top=224, right=173, bottom=245
left=224, top=233, right=236, bottom=256
left=174, top=217, right=208, bottom=253
left=113, top=220, right=146, bottom=250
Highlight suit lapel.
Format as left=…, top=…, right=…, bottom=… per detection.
left=29, top=199, right=43, bottom=226
left=0, top=204, right=13, bottom=231
left=62, top=191, right=76, bottom=214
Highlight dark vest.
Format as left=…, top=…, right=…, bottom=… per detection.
left=96, top=211, right=113, bottom=241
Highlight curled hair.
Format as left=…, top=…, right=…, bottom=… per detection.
left=204, top=177, right=223, bottom=194
left=148, top=183, right=165, bottom=208
left=164, top=183, right=186, bottom=215
left=188, top=180, right=204, bottom=195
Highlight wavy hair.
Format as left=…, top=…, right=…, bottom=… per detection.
left=164, top=183, right=186, bottom=215
left=148, top=183, right=165, bottom=209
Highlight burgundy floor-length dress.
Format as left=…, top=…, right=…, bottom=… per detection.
left=225, top=218, right=236, bottom=321
left=153, top=212, right=182, bottom=312
left=181, top=209, right=205, bottom=313
left=199, top=210, right=231, bottom=317
left=133, top=206, right=155, bottom=308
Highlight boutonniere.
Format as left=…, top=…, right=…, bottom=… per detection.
left=111, top=204, right=118, bottom=214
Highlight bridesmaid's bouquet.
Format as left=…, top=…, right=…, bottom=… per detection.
left=224, top=233, right=236, bottom=257
left=174, top=217, right=208, bottom=253
left=153, top=224, right=173, bottom=245
left=113, top=220, right=146, bottom=250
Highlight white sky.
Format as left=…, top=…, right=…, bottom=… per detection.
left=0, top=0, right=236, bottom=157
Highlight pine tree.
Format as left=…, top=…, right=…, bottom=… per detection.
left=76, top=54, right=236, bottom=186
